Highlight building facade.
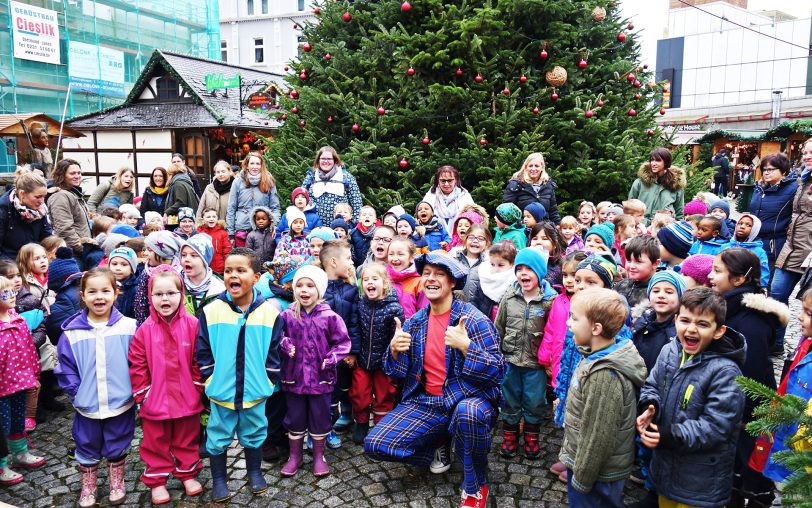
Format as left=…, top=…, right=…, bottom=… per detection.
left=0, top=0, right=220, bottom=119
left=219, top=0, right=316, bottom=74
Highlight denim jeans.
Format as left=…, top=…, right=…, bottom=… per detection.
left=769, top=267, right=802, bottom=349
left=500, top=363, right=548, bottom=425
left=567, top=469, right=625, bottom=508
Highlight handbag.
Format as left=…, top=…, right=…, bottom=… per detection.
left=38, top=340, right=58, bottom=371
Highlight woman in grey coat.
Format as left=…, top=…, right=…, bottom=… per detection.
left=226, top=153, right=281, bottom=247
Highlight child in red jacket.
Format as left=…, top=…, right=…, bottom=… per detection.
left=196, top=208, right=231, bottom=276
left=128, top=266, right=204, bottom=504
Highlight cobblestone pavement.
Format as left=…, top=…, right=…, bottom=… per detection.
left=3, top=295, right=800, bottom=508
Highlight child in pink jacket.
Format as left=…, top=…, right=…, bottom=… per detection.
left=537, top=251, right=585, bottom=389
left=128, top=266, right=204, bottom=504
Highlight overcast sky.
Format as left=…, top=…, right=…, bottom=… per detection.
left=619, top=0, right=812, bottom=67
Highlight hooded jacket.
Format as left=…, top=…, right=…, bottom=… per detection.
left=723, top=214, right=770, bottom=287
left=196, top=223, right=232, bottom=275
left=776, top=172, right=812, bottom=273
left=631, top=307, right=676, bottom=372
left=46, top=185, right=91, bottom=255
left=15, top=285, right=48, bottom=349
left=275, top=204, right=323, bottom=241
left=164, top=172, right=200, bottom=218
left=639, top=328, right=746, bottom=507
left=750, top=172, right=798, bottom=264
left=279, top=302, right=351, bottom=395
left=0, top=188, right=53, bottom=260
left=358, top=290, right=405, bottom=371
left=495, top=280, right=557, bottom=368
left=196, top=288, right=283, bottom=410
left=501, top=178, right=561, bottom=224
left=628, top=163, right=687, bottom=224
left=226, top=174, right=282, bottom=235
left=45, top=272, right=82, bottom=344
left=687, top=236, right=728, bottom=256
left=87, top=177, right=133, bottom=213
left=246, top=205, right=278, bottom=264
left=538, top=291, right=571, bottom=388
left=559, top=339, right=647, bottom=493
left=0, top=309, right=40, bottom=398
left=128, top=268, right=204, bottom=420
left=493, top=223, right=527, bottom=250
left=183, top=275, right=226, bottom=317
left=55, top=307, right=137, bottom=418
left=114, top=264, right=143, bottom=319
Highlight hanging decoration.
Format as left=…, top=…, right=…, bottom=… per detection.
left=545, top=66, right=568, bottom=87
left=592, top=6, right=606, bottom=21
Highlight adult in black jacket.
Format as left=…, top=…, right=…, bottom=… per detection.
left=501, top=152, right=560, bottom=224
left=712, top=149, right=731, bottom=196
left=0, top=171, right=52, bottom=260
left=139, top=166, right=169, bottom=216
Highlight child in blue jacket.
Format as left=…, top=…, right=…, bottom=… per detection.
left=415, top=201, right=450, bottom=251
left=722, top=213, right=770, bottom=288
left=687, top=216, right=728, bottom=256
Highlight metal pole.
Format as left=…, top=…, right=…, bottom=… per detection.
left=55, top=83, right=72, bottom=162
left=7, top=0, right=18, bottom=113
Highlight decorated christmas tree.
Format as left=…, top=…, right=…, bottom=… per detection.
left=263, top=0, right=667, bottom=215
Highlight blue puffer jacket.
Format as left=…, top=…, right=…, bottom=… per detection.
left=723, top=239, right=770, bottom=288
left=226, top=175, right=281, bottom=235
left=358, top=290, right=404, bottom=371
left=350, top=225, right=376, bottom=267
left=750, top=173, right=798, bottom=263
left=323, top=279, right=361, bottom=354
left=114, top=265, right=143, bottom=319
left=0, top=189, right=53, bottom=260
left=639, top=328, right=746, bottom=508
left=45, top=273, right=82, bottom=345
left=631, top=308, right=676, bottom=373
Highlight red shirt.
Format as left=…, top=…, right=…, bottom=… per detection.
left=424, top=309, right=450, bottom=396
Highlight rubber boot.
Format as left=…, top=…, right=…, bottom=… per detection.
left=500, top=422, right=519, bottom=458
left=280, top=435, right=304, bottom=477
left=8, top=437, right=45, bottom=469
left=243, top=447, right=268, bottom=495
left=107, top=457, right=126, bottom=505
left=311, top=437, right=329, bottom=477
left=209, top=453, right=232, bottom=503
left=77, top=464, right=98, bottom=508
left=523, top=423, right=541, bottom=460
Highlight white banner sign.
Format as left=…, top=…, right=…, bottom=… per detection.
left=69, top=41, right=126, bottom=97
left=10, top=1, right=61, bottom=64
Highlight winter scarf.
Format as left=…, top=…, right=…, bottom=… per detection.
left=11, top=189, right=47, bottom=223
left=212, top=176, right=234, bottom=195
left=183, top=267, right=213, bottom=299
left=478, top=263, right=517, bottom=303
left=420, top=214, right=444, bottom=234
left=247, top=173, right=262, bottom=186
left=432, top=187, right=463, bottom=221
left=150, top=185, right=168, bottom=196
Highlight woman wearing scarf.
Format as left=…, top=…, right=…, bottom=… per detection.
left=0, top=171, right=52, bottom=259
left=46, top=159, right=91, bottom=257
left=140, top=167, right=169, bottom=216
left=196, top=160, right=234, bottom=222
left=226, top=152, right=281, bottom=247
left=302, top=146, right=363, bottom=225
left=502, top=152, right=561, bottom=225
left=421, top=165, right=474, bottom=234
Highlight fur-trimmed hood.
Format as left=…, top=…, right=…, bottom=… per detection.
left=637, top=163, right=686, bottom=192
left=740, top=291, right=791, bottom=327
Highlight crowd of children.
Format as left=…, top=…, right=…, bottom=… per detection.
left=0, top=152, right=809, bottom=508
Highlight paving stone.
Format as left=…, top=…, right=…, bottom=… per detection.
left=362, top=482, right=386, bottom=496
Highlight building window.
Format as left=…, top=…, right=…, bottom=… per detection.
left=247, top=0, right=253, bottom=15
left=156, top=76, right=178, bottom=100
left=254, top=38, right=264, bottom=63
left=220, top=40, right=228, bottom=62
left=298, top=0, right=305, bottom=11
left=261, top=0, right=268, bottom=14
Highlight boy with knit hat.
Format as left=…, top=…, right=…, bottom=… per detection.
left=306, top=227, right=339, bottom=264
left=176, top=207, right=197, bottom=240
left=180, top=234, right=226, bottom=317
left=656, top=220, right=694, bottom=268
left=709, top=199, right=735, bottom=238
left=584, top=223, right=615, bottom=254
left=722, top=213, right=770, bottom=287
left=495, top=247, right=558, bottom=459
left=330, top=217, right=351, bottom=240
left=493, top=202, right=526, bottom=250
left=109, top=246, right=142, bottom=319
left=395, top=214, right=428, bottom=252
left=275, top=187, right=323, bottom=241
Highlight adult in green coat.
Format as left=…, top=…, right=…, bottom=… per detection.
left=86, top=166, right=134, bottom=214
left=164, top=162, right=200, bottom=229
left=628, top=147, right=686, bottom=225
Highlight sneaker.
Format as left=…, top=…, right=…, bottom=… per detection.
left=0, top=466, right=23, bottom=486
left=24, top=417, right=36, bottom=433
left=460, top=485, right=489, bottom=508
left=333, top=414, right=353, bottom=433
left=429, top=442, right=452, bottom=474
left=68, top=447, right=75, bottom=460
left=629, top=465, right=645, bottom=485
left=326, top=430, right=342, bottom=449
left=352, top=422, right=369, bottom=445
left=12, top=451, right=45, bottom=469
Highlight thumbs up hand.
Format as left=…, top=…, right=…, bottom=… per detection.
left=444, top=316, right=471, bottom=355
left=390, top=317, right=412, bottom=360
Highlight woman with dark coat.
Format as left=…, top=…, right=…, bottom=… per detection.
left=750, top=153, right=798, bottom=269
left=502, top=152, right=561, bottom=224
left=0, top=172, right=52, bottom=260
left=140, top=166, right=169, bottom=216
left=163, top=162, right=200, bottom=229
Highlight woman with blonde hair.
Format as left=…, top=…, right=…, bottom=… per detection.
left=502, top=152, right=561, bottom=224
left=87, top=166, right=135, bottom=214
left=163, top=162, right=200, bottom=230
left=302, top=146, right=363, bottom=225
left=196, top=160, right=234, bottom=221
left=0, top=171, right=52, bottom=259
left=226, top=152, right=281, bottom=246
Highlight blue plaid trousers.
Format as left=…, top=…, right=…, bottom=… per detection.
left=365, top=393, right=496, bottom=495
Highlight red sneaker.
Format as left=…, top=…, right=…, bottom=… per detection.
left=460, top=485, right=489, bottom=508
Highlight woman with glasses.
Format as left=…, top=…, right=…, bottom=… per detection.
left=226, top=153, right=281, bottom=247
left=628, top=147, right=686, bottom=225
left=421, top=165, right=475, bottom=234
left=750, top=153, right=798, bottom=271
left=302, top=146, right=363, bottom=226
left=502, top=153, right=561, bottom=225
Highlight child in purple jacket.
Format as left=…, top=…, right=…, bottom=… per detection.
left=278, top=265, right=350, bottom=478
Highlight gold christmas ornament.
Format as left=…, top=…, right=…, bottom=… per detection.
left=545, top=66, right=568, bottom=87
left=592, top=6, right=607, bottom=21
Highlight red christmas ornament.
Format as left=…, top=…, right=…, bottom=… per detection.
left=628, top=23, right=635, bottom=30
left=284, top=66, right=289, bottom=71
left=551, top=92, right=559, bottom=101
left=634, top=93, right=641, bottom=99
left=532, top=106, right=539, bottom=114
left=264, top=121, right=268, bottom=125
left=633, top=80, right=641, bottom=88
left=422, top=137, right=430, bottom=145
left=342, top=12, right=352, bottom=21
left=539, top=49, right=548, bottom=59
left=293, top=24, right=299, bottom=29
left=479, top=138, right=487, bottom=146
left=299, top=72, right=307, bottom=81
left=627, top=73, right=635, bottom=82
left=303, top=42, right=312, bottom=52
left=628, top=108, right=637, bottom=116
left=456, top=68, right=463, bottom=76
left=399, top=159, right=409, bottom=168
left=474, top=74, right=483, bottom=83
left=578, top=58, right=587, bottom=69
left=327, top=116, right=333, bottom=123
left=299, top=120, right=306, bottom=127
left=617, top=32, right=627, bottom=42
left=407, top=67, right=415, bottom=76
left=401, top=1, right=411, bottom=12
left=281, top=114, right=287, bottom=120
left=647, top=129, right=655, bottom=136
left=291, top=106, right=299, bottom=114
left=660, top=109, right=667, bottom=115
left=290, top=91, right=299, bottom=100
left=324, top=53, right=331, bottom=60
left=377, top=107, right=386, bottom=115
left=351, top=123, right=360, bottom=132
left=643, top=63, right=649, bottom=69
left=313, top=6, right=321, bottom=14
left=597, top=100, right=604, bottom=107
left=519, top=75, right=528, bottom=83
left=585, top=110, right=594, bottom=118
left=502, top=88, right=510, bottom=95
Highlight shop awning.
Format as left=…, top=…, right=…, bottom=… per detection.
left=0, top=113, right=84, bottom=137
